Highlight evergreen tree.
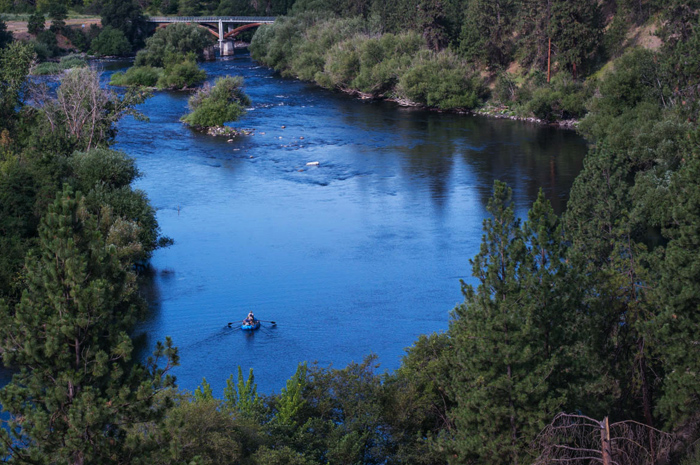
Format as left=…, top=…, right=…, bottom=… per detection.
left=565, top=144, right=661, bottom=425
left=0, top=19, right=13, bottom=48
left=101, top=0, right=147, bottom=49
left=650, top=152, right=700, bottom=428
left=0, top=187, right=178, bottom=464
left=27, top=9, right=46, bottom=36
left=48, top=2, right=67, bottom=34
left=459, top=0, right=515, bottom=67
left=548, top=0, right=603, bottom=78
left=445, top=182, right=575, bottom=465
left=517, top=0, right=552, bottom=71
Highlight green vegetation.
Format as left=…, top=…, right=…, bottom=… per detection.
left=90, top=25, right=131, bottom=56
left=181, top=75, right=251, bottom=128
left=111, top=23, right=212, bottom=89
left=30, top=53, right=87, bottom=74
left=2, top=0, right=700, bottom=464
left=251, top=16, right=486, bottom=110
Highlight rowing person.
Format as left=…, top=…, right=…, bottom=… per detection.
left=243, top=311, right=255, bottom=325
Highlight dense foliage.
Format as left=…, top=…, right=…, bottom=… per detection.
left=90, top=25, right=131, bottom=56
left=110, top=23, right=212, bottom=89
left=251, top=16, right=486, bottom=110
left=1, top=1, right=700, bottom=464
left=181, top=75, right=251, bottom=127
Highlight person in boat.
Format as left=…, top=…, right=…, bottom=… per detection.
left=244, top=311, right=255, bottom=326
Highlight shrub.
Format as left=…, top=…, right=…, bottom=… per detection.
left=60, top=54, right=88, bottom=69
left=31, top=62, right=61, bottom=75
left=36, top=30, right=59, bottom=57
left=70, top=148, right=140, bottom=191
left=524, top=74, right=590, bottom=121
left=350, top=32, right=423, bottom=95
left=65, top=28, right=90, bottom=53
left=156, top=55, right=206, bottom=89
left=181, top=75, right=251, bottom=127
left=31, top=40, right=52, bottom=60
left=396, top=50, right=485, bottom=110
left=110, top=66, right=163, bottom=87
left=91, top=26, right=132, bottom=56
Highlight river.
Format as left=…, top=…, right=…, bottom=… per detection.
left=67, top=52, right=589, bottom=395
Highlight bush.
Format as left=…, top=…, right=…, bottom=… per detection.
left=110, top=66, right=163, bottom=87
left=31, top=62, right=61, bottom=75
left=65, top=28, right=90, bottom=53
left=396, top=50, right=485, bottom=110
left=31, top=54, right=88, bottom=76
left=156, top=55, right=206, bottom=89
left=524, top=75, right=589, bottom=122
left=31, top=40, right=52, bottom=60
left=350, top=32, right=423, bottom=95
left=134, top=23, right=213, bottom=68
left=70, top=148, right=140, bottom=191
left=90, top=26, right=132, bottom=57
left=181, top=75, right=251, bottom=127
left=36, top=30, right=59, bottom=57
left=60, top=54, right=88, bottom=69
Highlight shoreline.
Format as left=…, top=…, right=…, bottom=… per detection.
left=336, top=86, right=579, bottom=129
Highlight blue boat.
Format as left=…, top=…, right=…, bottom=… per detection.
left=241, top=319, right=260, bottom=331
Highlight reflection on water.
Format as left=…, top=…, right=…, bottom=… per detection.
left=1, top=52, right=588, bottom=395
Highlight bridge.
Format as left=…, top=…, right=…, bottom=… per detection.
left=146, top=16, right=276, bottom=55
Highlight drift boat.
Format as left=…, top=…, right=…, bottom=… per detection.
left=241, top=319, right=260, bottom=331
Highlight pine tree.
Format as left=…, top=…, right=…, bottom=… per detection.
left=517, top=0, right=552, bottom=71
left=459, top=0, right=515, bottom=67
left=445, top=182, right=575, bottom=465
left=548, top=0, right=603, bottom=78
left=565, top=144, right=660, bottom=425
left=27, top=9, right=45, bottom=36
left=0, top=187, right=178, bottom=464
left=651, top=154, right=700, bottom=427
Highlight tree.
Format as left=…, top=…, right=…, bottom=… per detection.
left=548, top=0, right=603, bottom=78
left=0, top=42, right=34, bottom=136
left=0, top=187, right=179, bottom=464
left=48, top=1, right=67, bottom=34
left=90, top=25, right=132, bottom=56
left=134, top=22, right=214, bottom=68
left=27, top=9, right=44, bottom=35
left=444, top=182, right=578, bottom=465
left=650, top=153, right=700, bottom=428
left=181, top=75, right=251, bottom=128
left=459, top=0, right=515, bottom=67
left=517, top=0, right=552, bottom=71
left=101, top=0, right=147, bottom=49
left=0, top=19, right=13, bottom=48
left=35, top=67, right=149, bottom=152
left=179, top=0, right=202, bottom=15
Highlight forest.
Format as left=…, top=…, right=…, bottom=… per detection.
left=1, top=0, right=700, bottom=463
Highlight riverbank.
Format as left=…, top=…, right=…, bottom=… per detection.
left=249, top=17, right=588, bottom=128
left=338, top=84, right=579, bottom=129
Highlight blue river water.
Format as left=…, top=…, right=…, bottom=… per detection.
left=102, top=52, right=586, bottom=395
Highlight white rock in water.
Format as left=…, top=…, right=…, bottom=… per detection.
left=306, top=161, right=320, bottom=166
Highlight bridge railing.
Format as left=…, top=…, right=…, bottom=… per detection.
left=147, top=16, right=276, bottom=24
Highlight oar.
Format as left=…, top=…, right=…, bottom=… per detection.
left=226, top=320, right=276, bottom=327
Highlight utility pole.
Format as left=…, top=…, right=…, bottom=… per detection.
left=547, top=37, right=551, bottom=83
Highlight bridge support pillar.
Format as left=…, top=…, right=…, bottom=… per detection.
left=218, top=20, right=224, bottom=54
left=221, top=40, right=235, bottom=56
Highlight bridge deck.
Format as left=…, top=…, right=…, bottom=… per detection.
left=147, top=16, right=276, bottom=24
